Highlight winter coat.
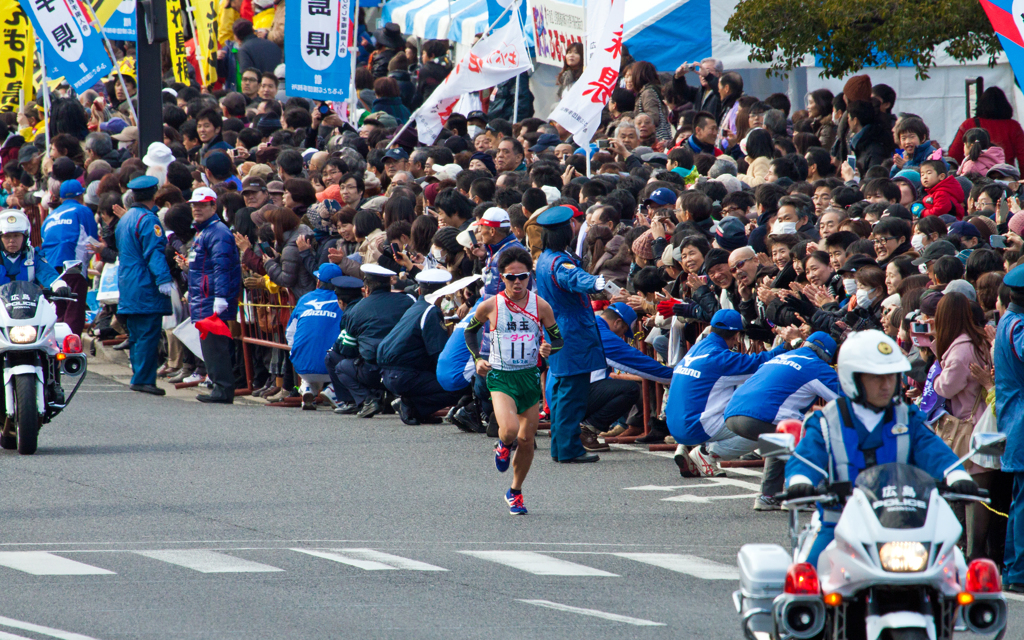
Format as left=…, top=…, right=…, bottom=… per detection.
left=958, top=146, right=1006, bottom=177
left=921, top=175, right=965, bottom=220
left=389, top=70, right=416, bottom=110
left=850, top=124, right=894, bottom=174
left=589, top=231, right=631, bottom=287
left=370, top=48, right=398, bottom=78
left=370, top=96, right=411, bottom=124
left=414, top=60, right=452, bottom=107
left=889, top=142, right=937, bottom=177
left=264, top=224, right=316, bottom=299
left=933, top=333, right=991, bottom=424
left=556, top=68, right=581, bottom=99
left=187, top=215, right=242, bottom=322
left=237, top=33, right=282, bottom=75
left=488, top=72, right=533, bottom=122
left=739, top=156, right=770, bottom=187
left=814, top=115, right=837, bottom=152
left=950, top=117, right=1024, bottom=169
left=634, top=85, right=672, bottom=142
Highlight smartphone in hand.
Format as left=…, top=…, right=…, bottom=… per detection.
left=991, top=234, right=1008, bottom=249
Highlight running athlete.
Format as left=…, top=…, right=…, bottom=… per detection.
left=465, top=247, right=563, bottom=515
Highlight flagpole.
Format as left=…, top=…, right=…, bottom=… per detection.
left=585, top=147, right=591, bottom=177
left=37, top=39, right=50, bottom=153
left=385, top=0, right=518, bottom=149
left=511, top=0, right=526, bottom=124
left=348, top=0, right=360, bottom=125
left=82, top=0, right=140, bottom=127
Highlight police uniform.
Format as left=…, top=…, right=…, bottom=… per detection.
left=996, top=265, right=1024, bottom=585
left=323, top=275, right=366, bottom=409
left=331, top=265, right=414, bottom=413
left=377, top=269, right=461, bottom=424
left=534, top=206, right=606, bottom=462
left=114, top=176, right=173, bottom=388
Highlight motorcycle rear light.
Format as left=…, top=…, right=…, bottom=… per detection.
left=776, top=419, right=803, bottom=445
left=62, top=335, right=82, bottom=354
left=967, top=558, right=1002, bottom=593
left=784, top=562, right=820, bottom=595
left=823, top=592, right=842, bottom=606
left=958, top=592, right=975, bottom=605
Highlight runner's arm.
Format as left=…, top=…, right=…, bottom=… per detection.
left=545, top=322, right=564, bottom=354
left=464, top=298, right=493, bottom=360
left=537, top=299, right=564, bottom=353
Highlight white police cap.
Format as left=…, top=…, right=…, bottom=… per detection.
left=360, top=264, right=397, bottom=277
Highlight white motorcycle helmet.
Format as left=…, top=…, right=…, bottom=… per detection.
left=0, top=210, right=30, bottom=236
left=836, top=330, right=911, bottom=403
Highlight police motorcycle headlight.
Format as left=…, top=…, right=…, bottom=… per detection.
left=878, top=541, right=929, bottom=572
left=8, top=325, right=37, bottom=344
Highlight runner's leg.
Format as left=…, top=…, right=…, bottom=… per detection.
left=511, top=403, right=539, bottom=491
left=492, top=391, right=520, bottom=447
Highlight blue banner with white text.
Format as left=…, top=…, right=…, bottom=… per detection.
left=285, top=0, right=352, bottom=101
left=21, top=0, right=112, bottom=91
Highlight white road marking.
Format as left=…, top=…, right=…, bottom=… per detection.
left=705, top=476, right=764, bottom=491
left=0, top=615, right=103, bottom=639
left=291, top=548, right=445, bottom=571
left=0, top=552, right=114, bottom=576
left=517, top=599, right=664, bottom=626
left=133, top=550, right=284, bottom=573
left=661, top=493, right=760, bottom=503
left=612, top=553, right=740, bottom=580
left=0, top=631, right=34, bottom=640
left=724, top=466, right=765, bottom=477
left=623, top=485, right=690, bottom=491
left=460, top=551, right=618, bottom=576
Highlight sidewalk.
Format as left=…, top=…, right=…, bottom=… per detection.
left=83, top=336, right=263, bottom=405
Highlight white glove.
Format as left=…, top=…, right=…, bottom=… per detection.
left=158, top=282, right=176, bottom=297
left=594, top=275, right=606, bottom=291
left=213, top=297, right=228, bottom=314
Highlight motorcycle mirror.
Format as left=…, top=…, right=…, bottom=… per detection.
left=971, top=432, right=1007, bottom=457
left=757, top=432, right=795, bottom=458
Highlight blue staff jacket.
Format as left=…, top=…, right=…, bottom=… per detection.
left=40, top=200, right=97, bottom=268
left=995, top=303, right=1024, bottom=472
left=114, top=204, right=172, bottom=315
left=535, top=249, right=604, bottom=377
left=436, top=300, right=490, bottom=392
left=593, top=317, right=672, bottom=384
left=482, top=233, right=530, bottom=297
left=666, top=333, right=787, bottom=445
left=725, top=346, right=842, bottom=425
left=286, top=288, right=342, bottom=375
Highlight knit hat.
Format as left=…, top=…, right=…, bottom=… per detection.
left=703, top=248, right=730, bottom=272
left=1010, top=211, right=1024, bottom=237
left=944, top=279, right=977, bottom=302
left=708, top=157, right=737, bottom=178
left=317, top=184, right=342, bottom=203
left=433, top=226, right=462, bottom=256
left=714, top=216, right=748, bottom=251
left=471, top=151, right=496, bottom=176
left=631, top=230, right=655, bottom=260
left=843, top=75, right=872, bottom=104
left=424, top=182, right=441, bottom=207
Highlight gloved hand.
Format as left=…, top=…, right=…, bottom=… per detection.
left=159, top=282, right=177, bottom=297
left=949, top=479, right=982, bottom=496
left=49, top=279, right=71, bottom=298
left=594, top=275, right=606, bottom=291
left=673, top=301, right=697, bottom=318
left=213, top=297, right=228, bottom=315
left=656, top=298, right=681, bottom=316
left=786, top=483, right=818, bottom=499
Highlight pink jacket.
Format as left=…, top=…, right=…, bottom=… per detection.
left=958, top=146, right=1006, bottom=176
left=933, top=333, right=990, bottom=423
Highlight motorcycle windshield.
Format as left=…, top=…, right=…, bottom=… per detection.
left=0, top=280, right=41, bottom=320
left=856, top=463, right=934, bottom=529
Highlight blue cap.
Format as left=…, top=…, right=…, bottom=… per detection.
left=1006, top=263, right=1024, bottom=288
left=127, top=175, right=159, bottom=191
left=59, top=180, right=84, bottom=198
left=806, top=331, right=837, bottom=359
left=573, top=143, right=598, bottom=156
left=710, top=309, right=743, bottom=331
left=529, top=132, right=561, bottom=152
left=331, top=275, right=364, bottom=289
left=314, top=263, right=343, bottom=282
left=384, top=148, right=409, bottom=161
left=535, top=205, right=575, bottom=228
left=644, top=187, right=677, bottom=206
left=607, top=302, right=637, bottom=330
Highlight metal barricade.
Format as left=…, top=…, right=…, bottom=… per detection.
left=237, top=286, right=294, bottom=399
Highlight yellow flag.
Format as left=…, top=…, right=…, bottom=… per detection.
left=165, top=0, right=190, bottom=84
left=91, top=0, right=123, bottom=30
left=0, top=0, right=34, bottom=112
left=191, top=0, right=219, bottom=86
left=252, top=6, right=274, bottom=30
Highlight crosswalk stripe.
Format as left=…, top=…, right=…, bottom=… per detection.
left=612, top=553, right=740, bottom=580
left=517, top=599, right=665, bottom=626
left=291, top=548, right=445, bottom=571
left=460, top=551, right=618, bottom=576
left=661, top=493, right=760, bottom=503
left=0, top=552, right=114, bottom=576
left=0, top=615, right=103, bottom=639
left=0, top=631, right=35, bottom=640
left=133, top=550, right=284, bottom=573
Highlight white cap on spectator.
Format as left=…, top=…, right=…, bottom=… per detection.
left=456, top=222, right=479, bottom=249
left=361, top=264, right=397, bottom=277
left=541, top=185, right=560, bottom=204
left=189, top=187, right=217, bottom=203
left=479, top=207, right=510, bottom=228
left=415, top=268, right=452, bottom=284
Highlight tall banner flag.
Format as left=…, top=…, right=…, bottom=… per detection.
left=981, top=0, right=1024, bottom=84
left=21, top=0, right=112, bottom=91
left=0, top=0, right=33, bottom=111
left=103, top=0, right=136, bottom=40
left=549, top=0, right=623, bottom=147
left=166, top=0, right=189, bottom=83
left=415, top=16, right=531, bottom=144
left=90, top=0, right=121, bottom=30
left=191, top=0, right=219, bottom=85
left=284, top=0, right=352, bottom=101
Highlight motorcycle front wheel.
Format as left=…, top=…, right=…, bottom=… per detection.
left=15, top=373, right=38, bottom=455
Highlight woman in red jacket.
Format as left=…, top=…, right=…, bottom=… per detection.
left=949, top=87, right=1024, bottom=169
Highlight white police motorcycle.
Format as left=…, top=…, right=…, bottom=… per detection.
left=0, top=280, right=86, bottom=454
left=733, top=431, right=1008, bottom=640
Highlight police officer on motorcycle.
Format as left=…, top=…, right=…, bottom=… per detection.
left=785, top=330, right=980, bottom=566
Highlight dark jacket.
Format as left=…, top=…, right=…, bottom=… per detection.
left=237, top=34, right=282, bottom=74
left=850, top=124, right=894, bottom=174
left=488, top=72, right=533, bottom=122
left=264, top=224, right=316, bottom=299
left=370, top=96, right=411, bottom=124
left=389, top=70, right=416, bottom=110
left=371, top=48, right=399, bottom=78
left=414, top=60, right=451, bottom=107
left=187, top=216, right=242, bottom=322
left=673, top=73, right=721, bottom=120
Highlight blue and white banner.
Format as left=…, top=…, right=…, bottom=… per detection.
left=285, top=0, right=352, bottom=101
left=103, top=0, right=136, bottom=41
left=22, top=0, right=112, bottom=91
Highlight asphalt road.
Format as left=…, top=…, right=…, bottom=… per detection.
left=0, top=370, right=1020, bottom=640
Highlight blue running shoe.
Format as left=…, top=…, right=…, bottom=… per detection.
left=505, top=489, right=527, bottom=515
left=494, top=439, right=512, bottom=473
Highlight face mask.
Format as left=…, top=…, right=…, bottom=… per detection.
left=856, top=288, right=875, bottom=309
left=843, top=278, right=857, bottom=295
left=911, top=233, right=926, bottom=252
left=431, top=247, right=445, bottom=262
left=771, top=220, right=798, bottom=236
left=467, top=125, right=484, bottom=139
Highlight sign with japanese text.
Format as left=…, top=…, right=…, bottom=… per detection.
left=548, top=0, right=623, bottom=147
left=20, top=0, right=111, bottom=92
left=415, top=16, right=530, bottom=144
left=102, top=0, right=135, bottom=40
left=190, top=0, right=219, bottom=86
left=166, top=0, right=189, bottom=83
left=531, top=0, right=584, bottom=67
left=0, top=0, right=34, bottom=111
left=284, top=0, right=352, bottom=101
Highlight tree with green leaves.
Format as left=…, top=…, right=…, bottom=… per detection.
left=724, top=0, right=1001, bottom=79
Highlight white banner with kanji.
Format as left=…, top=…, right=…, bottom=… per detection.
left=548, top=0, right=624, bottom=148
left=415, top=17, right=531, bottom=144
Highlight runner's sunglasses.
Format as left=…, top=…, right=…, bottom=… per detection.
left=502, top=272, right=530, bottom=281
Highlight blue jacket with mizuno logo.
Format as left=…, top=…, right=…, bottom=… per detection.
left=437, top=300, right=490, bottom=392
left=286, top=288, right=343, bottom=375
left=724, top=346, right=842, bottom=425
left=40, top=200, right=97, bottom=268
left=592, top=317, right=672, bottom=384
left=666, top=333, right=788, bottom=445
